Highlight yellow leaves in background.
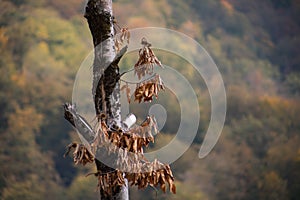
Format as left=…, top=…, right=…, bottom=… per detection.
left=127, top=17, right=153, bottom=28
left=220, top=0, right=234, bottom=14
left=67, top=175, right=98, bottom=200
left=179, top=20, right=202, bottom=39
left=11, top=72, right=26, bottom=88
left=1, top=175, right=47, bottom=200
left=48, top=0, right=84, bottom=18
left=0, top=28, right=8, bottom=47
left=174, top=181, right=208, bottom=200
left=258, top=171, right=288, bottom=200
left=8, top=106, right=43, bottom=136
left=113, top=0, right=170, bottom=27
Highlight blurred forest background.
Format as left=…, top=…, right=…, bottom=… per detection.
left=1, top=0, right=300, bottom=199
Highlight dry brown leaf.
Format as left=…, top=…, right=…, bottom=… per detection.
left=171, top=183, right=176, bottom=194
left=126, top=85, right=131, bottom=103
left=64, top=143, right=95, bottom=166
left=161, top=182, right=166, bottom=193
left=114, top=27, right=130, bottom=52
left=120, top=84, right=127, bottom=91
left=133, top=75, right=165, bottom=103
left=114, top=38, right=121, bottom=52
left=121, top=83, right=131, bottom=103
left=134, top=38, right=162, bottom=80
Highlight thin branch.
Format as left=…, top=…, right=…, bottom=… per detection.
left=120, top=73, right=157, bottom=85
left=119, top=68, right=135, bottom=77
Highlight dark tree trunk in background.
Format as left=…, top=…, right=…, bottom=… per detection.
left=84, top=0, right=128, bottom=199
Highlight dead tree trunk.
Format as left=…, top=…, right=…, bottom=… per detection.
left=84, top=0, right=128, bottom=199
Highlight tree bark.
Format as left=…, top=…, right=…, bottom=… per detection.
left=85, top=0, right=121, bottom=126
left=84, top=0, right=128, bottom=199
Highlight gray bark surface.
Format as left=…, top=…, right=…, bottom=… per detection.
left=84, top=0, right=128, bottom=199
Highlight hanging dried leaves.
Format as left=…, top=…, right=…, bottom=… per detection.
left=121, top=83, right=131, bottom=103
left=134, top=74, right=165, bottom=103
left=64, top=142, right=95, bottom=165
left=125, top=161, right=176, bottom=194
left=121, top=74, right=165, bottom=104
left=120, top=28, right=130, bottom=44
left=128, top=115, right=158, bottom=145
left=65, top=114, right=176, bottom=195
left=92, top=115, right=158, bottom=154
left=114, top=39, right=122, bottom=52
left=88, top=161, right=176, bottom=195
left=134, top=37, right=162, bottom=79
left=114, top=27, right=130, bottom=52
left=87, top=170, right=125, bottom=197
left=91, top=116, right=175, bottom=193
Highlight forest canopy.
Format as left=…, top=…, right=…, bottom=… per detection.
left=0, top=0, right=299, bottom=199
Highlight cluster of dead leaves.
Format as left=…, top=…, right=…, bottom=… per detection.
left=90, top=160, right=176, bottom=195
left=121, top=74, right=165, bottom=103
left=115, top=28, right=130, bottom=52
left=134, top=74, right=165, bottom=103
left=92, top=115, right=158, bottom=154
left=125, top=160, right=176, bottom=194
left=64, top=143, right=94, bottom=166
left=66, top=115, right=176, bottom=194
left=134, top=38, right=162, bottom=79
left=93, top=116, right=175, bottom=194
left=90, top=170, right=125, bottom=197
left=127, top=115, right=158, bottom=147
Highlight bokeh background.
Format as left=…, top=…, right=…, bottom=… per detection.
left=1, top=0, right=300, bottom=199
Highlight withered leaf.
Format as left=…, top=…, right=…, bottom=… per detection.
left=65, top=142, right=95, bottom=166
left=133, top=76, right=164, bottom=103
left=134, top=38, right=162, bottom=79
left=126, top=85, right=131, bottom=103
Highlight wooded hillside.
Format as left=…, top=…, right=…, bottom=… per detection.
left=0, top=0, right=299, bottom=199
